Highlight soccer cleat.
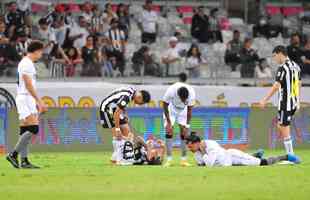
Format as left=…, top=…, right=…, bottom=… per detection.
left=6, top=153, right=19, bottom=169
left=180, top=160, right=192, bottom=167
left=163, top=160, right=173, bottom=167
left=287, top=154, right=301, bottom=164
left=252, top=149, right=265, bottom=159
left=20, top=158, right=40, bottom=169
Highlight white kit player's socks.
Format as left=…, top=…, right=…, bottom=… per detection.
left=284, top=136, right=294, bottom=155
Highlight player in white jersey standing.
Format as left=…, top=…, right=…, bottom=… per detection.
left=259, top=46, right=301, bottom=155
left=6, top=41, right=47, bottom=169
left=162, top=81, right=196, bottom=167
left=186, top=132, right=300, bottom=167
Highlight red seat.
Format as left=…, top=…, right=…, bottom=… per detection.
left=283, top=7, right=304, bottom=16
left=151, top=5, right=161, bottom=12
left=265, top=5, right=281, bottom=16
left=67, top=3, right=81, bottom=13
left=177, top=6, right=193, bottom=13
left=183, top=17, right=192, bottom=25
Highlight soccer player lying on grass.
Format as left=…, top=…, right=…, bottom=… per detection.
left=114, top=134, right=166, bottom=166
left=99, top=86, right=151, bottom=163
left=186, top=132, right=301, bottom=167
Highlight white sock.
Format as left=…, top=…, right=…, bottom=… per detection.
left=181, top=157, right=187, bottom=161
left=284, top=136, right=294, bottom=154
left=167, top=156, right=172, bottom=161
left=112, top=139, right=117, bottom=153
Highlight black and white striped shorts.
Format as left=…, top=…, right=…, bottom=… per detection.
left=99, top=111, right=128, bottom=129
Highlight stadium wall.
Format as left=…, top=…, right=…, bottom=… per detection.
left=2, top=107, right=310, bottom=153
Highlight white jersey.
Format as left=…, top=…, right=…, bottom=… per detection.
left=17, top=56, right=36, bottom=96
left=162, top=82, right=196, bottom=113
left=194, top=140, right=261, bottom=167
left=195, top=140, right=231, bottom=167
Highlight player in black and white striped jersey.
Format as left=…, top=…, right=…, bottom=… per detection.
left=99, top=86, right=151, bottom=163
left=259, top=45, right=301, bottom=156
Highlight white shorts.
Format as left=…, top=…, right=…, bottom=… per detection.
left=16, top=95, right=38, bottom=120
left=163, top=104, right=187, bottom=127
left=226, top=149, right=261, bottom=166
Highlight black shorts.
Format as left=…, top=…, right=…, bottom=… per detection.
left=99, top=111, right=127, bottom=128
left=141, top=32, right=157, bottom=44
left=277, top=109, right=296, bottom=126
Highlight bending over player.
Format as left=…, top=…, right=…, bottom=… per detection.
left=99, top=86, right=151, bottom=163
left=186, top=132, right=301, bottom=167
left=162, top=81, right=196, bottom=167
left=114, top=134, right=166, bottom=165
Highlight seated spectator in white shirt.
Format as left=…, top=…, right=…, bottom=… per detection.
left=162, top=37, right=182, bottom=77
left=69, top=16, right=90, bottom=49
left=186, top=44, right=206, bottom=78
left=35, top=18, right=56, bottom=53
left=255, top=58, right=272, bottom=78
left=82, top=2, right=93, bottom=25
left=103, top=3, right=118, bottom=25
left=138, top=0, right=158, bottom=44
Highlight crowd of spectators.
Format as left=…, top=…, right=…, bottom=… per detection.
left=0, top=0, right=310, bottom=79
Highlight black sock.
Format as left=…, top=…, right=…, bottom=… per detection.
left=12, top=151, right=18, bottom=158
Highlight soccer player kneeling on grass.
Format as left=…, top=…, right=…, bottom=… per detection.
left=114, top=134, right=165, bottom=165
left=186, top=132, right=301, bottom=167
left=6, top=41, right=47, bottom=169
left=99, top=87, right=151, bottom=163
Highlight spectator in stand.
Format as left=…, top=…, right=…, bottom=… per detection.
left=64, top=46, right=83, bottom=77
left=191, top=6, right=209, bottom=43
left=103, top=3, right=118, bottom=25
left=208, top=8, right=223, bottom=43
left=91, top=5, right=104, bottom=35
left=117, top=3, right=130, bottom=40
left=287, top=33, right=304, bottom=75
left=4, top=2, right=25, bottom=31
left=49, top=44, right=70, bottom=78
left=186, top=44, right=206, bottom=78
left=69, top=16, right=90, bottom=50
left=43, top=4, right=66, bottom=25
left=95, top=34, right=114, bottom=77
left=138, top=0, right=158, bottom=44
left=0, top=21, right=20, bottom=76
left=161, top=37, right=182, bottom=77
left=16, top=0, right=31, bottom=27
left=301, top=38, right=310, bottom=76
left=239, top=38, right=259, bottom=78
left=132, top=45, right=161, bottom=76
left=81, top=35, right=101, bottom=76
left=106, top=18, right=127, bottom=76
left=255, top=58, right=272, bottom=78
left=225, top=30, right=242, bottom=71
left=15, top=28, right=31, bottom=57
left=82, top=2, right=93, bottom=25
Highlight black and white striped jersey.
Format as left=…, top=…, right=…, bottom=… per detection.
left=100, top=86, right=136, bottom=114
left=275, top=58, right=301, bottom=111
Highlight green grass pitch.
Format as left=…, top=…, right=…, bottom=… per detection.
left=0, top=150, right=310, bottom=200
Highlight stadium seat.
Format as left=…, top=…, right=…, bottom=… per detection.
left=266, top=5, right=281, bottom=16
left=177, top=6, right=194, bottom=14
left=182, top=17, right=192, bottom=25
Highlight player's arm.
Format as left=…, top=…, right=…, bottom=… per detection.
left=260, top=82, right=280, bottom=106
left=163, top=102, right=171, bottom=124
left=186, top=106, right=193, bottom=126
left=23, top=74, right=47, bottom=113
left=202, top=151, right=217, bottom=167
left=260, top=67, right=284, bottom=108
